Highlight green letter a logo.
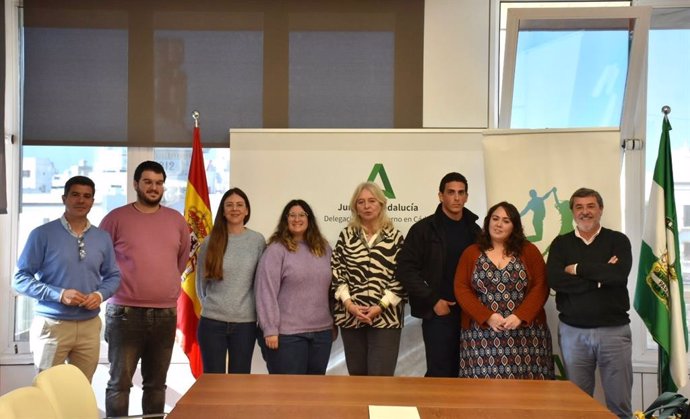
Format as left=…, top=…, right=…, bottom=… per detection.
left=367, top=163, right=396, bottom=199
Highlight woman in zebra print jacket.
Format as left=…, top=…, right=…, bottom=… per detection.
left=331, top=182, right=405, bottom=376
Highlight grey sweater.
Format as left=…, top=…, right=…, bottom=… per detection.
left=196, top=229, right=266, bottom=323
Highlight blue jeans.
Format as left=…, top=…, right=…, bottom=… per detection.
left=256, top=326, right=274, bottom=373
left=421, top=305, right=461, bottom=377
left=558, top=322, right=632, bottom=419
left=265, top=330, right=333, bottom=375
left=197, top=316, right=256, bottom=374
left=105, top=304, right=176, bottom=418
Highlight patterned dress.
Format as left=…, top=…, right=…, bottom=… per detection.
left=459, top=253, right=553, bottom=379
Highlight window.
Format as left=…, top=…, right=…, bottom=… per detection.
left=497, top=2, right=630, bottom=116
left=641, top=5, right=690, bottom=350
left=18, top=147, right=127, bottom=252
left=498, top=3, right=649, bottom=130
left=14, top=146, right=229, bottom=346
left=512, top=28, right=628, bottom=128
left=645, top=8, right=690, bottom=288
left=152, top=148, right=230, bottom=213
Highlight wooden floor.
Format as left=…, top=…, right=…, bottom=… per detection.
left=167, top=374, right=616, bottom=419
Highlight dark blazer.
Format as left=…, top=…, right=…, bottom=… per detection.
left=396, top=204, right=480, bottom=319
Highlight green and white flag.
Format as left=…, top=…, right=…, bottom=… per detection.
left=634, top=115, right=688, bottom=392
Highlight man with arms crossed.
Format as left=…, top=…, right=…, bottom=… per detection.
left=100, top=161, right=190, bottom=418
left=14, top=175, right=121, bottom=382
left=397, top=172, right=481, bottom=377
left=546, top=187, right=632, bottom=419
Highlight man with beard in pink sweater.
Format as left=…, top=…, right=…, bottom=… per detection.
left=100, top=161, right=190, bottom=419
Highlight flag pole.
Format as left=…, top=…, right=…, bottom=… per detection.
left=192, top=110, right=200, bottom=128
left=659, top=105, right=670, bottom=395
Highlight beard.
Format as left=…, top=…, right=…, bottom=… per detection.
left=575, top=216, right=598, bottom=233
left=135, top=188, right=163, bottom=206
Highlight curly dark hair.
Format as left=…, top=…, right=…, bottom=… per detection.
left=476, top=201, right=526, bottom=256
left=268, top=199, right=328, bottom=257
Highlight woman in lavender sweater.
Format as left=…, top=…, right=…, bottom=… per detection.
left=255, top=199, right=334, bottom=374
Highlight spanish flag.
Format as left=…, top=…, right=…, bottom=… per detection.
left=177, top=125, right=212, bottom=378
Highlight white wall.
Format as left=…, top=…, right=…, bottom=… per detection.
left=423, top=0, right=491, bottom=128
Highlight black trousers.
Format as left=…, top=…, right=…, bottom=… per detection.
left=340, top=326, right=401, bottom=376
left=421, top=304, right=461, bottom=377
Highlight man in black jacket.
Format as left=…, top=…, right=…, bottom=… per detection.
left=397, top=172, right=480, bottom=377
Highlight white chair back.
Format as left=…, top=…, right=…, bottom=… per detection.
left=33, top=364, right=99, bottom=419
left=0, top=386, right=58, bottom=419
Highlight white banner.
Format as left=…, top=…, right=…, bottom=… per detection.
left=483, top=128, right=623, bottom=254
left=230, top=129, right=488, bottom=245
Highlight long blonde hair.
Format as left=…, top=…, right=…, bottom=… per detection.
left=347, top=182, right=393, bottom=232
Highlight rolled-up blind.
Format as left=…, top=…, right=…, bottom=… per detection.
left=23, top=0, right=422, bottom=148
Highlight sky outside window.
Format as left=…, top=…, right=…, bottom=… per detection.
left=511, top=28, right=628, bottom=129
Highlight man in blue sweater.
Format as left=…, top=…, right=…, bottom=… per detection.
left=546, top=188, right=632, bottom=419
left=14, top=176, right=121, bottom=382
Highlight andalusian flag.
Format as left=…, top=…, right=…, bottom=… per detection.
left=177, top=124, right=213, bottom=378
left=634, top=115, right=688, bottom=392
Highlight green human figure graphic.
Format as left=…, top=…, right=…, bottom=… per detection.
left=540, top=187, right=575, bottom=257
left=520, top=187, right=555, bottom=242
left=552, top=188, right=575, bottom=235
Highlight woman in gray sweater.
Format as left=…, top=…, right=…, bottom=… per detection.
left=196, top=188, right=266, bottom=374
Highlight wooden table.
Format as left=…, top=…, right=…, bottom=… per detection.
left=167, top=374, right=616, bottom=418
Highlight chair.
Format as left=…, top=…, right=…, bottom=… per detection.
left=33, top=364, right=99, bottom=419
left=0, top=386, right=59, bottom=419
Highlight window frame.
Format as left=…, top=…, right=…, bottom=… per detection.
left=499, top=6, right=651, bottom=133
left=497, top=4, right=657, bottom=367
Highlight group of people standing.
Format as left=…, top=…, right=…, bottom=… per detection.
left=195, top=181, right=406, bottom=377
left=13, top=163, right=634, bottom=419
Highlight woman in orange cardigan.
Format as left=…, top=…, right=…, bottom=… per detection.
left=454, top=201, right=553, bottom=379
